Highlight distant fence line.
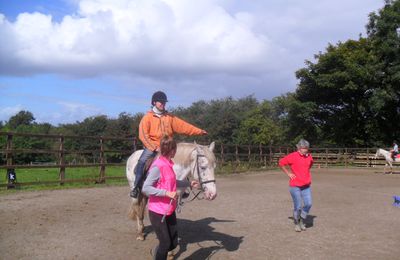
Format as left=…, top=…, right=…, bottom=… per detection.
left=0, top=131, right=390, bottom=188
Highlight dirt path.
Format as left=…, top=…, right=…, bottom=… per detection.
left=1, top=168, right=400, bottom=259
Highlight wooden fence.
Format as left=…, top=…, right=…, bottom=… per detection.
left=214, top=144, right=390, bottom=169
left=0, top=132, right=137, bottom=188
left=0, top=131, right=392, bottom=188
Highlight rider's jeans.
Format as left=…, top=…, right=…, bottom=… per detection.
left=289, top=185, right=312, bottom=220
left=134, top=148, right=156, bottom=187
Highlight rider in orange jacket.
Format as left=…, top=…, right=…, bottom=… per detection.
left=130, top=91, right=207, bottom=199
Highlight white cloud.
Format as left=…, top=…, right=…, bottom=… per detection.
left=49, top=101, right=103, bottom=123
left=0, top=0, right=384, bottom=107
left=0, top=0, right=272, bottom=77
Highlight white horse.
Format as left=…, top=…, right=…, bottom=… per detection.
left=126, top=142, right=217, bottom=241
left=374, top=148, right=400, bottom=174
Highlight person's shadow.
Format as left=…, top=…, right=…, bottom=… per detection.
left=288, top=215, right=317, bottom=228
left=174, top=217, right=244, bottom=259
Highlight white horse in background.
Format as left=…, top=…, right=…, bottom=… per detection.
left=126, top=142, right=217, bottom=241
left=374, top=148, right=400, bottom=174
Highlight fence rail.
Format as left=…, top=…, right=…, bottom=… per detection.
left=0, top=131, right=394, bottom=188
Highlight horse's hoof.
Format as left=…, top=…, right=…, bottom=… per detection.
left=136, top=235, right=145, bottom=241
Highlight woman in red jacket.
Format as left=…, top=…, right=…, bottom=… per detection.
left=279, top=139, right=313, bottom=232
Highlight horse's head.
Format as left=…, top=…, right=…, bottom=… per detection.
left=191, top=142, right=217, bottom=200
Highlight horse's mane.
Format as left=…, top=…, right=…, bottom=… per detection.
left=173, top=142, right=216, bottom=167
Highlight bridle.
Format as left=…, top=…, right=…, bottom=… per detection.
left=184, top=147, right=216, bottom=201
left=176, top=146, right=216, bottom=211
left=192, top=147, right=216, bottom=191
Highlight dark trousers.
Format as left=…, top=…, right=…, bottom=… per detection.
left=134, top=148, right=156, bottom=187
left=148, top=210, right=178, bottom=260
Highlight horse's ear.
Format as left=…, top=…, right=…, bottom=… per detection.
left=209, top=141, right=215, bottom=152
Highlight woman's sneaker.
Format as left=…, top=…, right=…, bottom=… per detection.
left=294, top=224, right=301, bottom=232
left=299, top=218, right=306, bottom=231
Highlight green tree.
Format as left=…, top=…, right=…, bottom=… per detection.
left=295, top=38, right=379, bottom=146
left=173, top=96, right=259, bottom=144
left=105, top=112, right=142, bottom=162
left=367, top=0, right=400, bottom=143
left=234, top=101, right=280, bottom=145
left=7, top=110, right=35, bottom=129
left=268, top=93, right=320, bottom=146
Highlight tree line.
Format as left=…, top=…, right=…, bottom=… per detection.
left=1, top=0, right=399, bottom=163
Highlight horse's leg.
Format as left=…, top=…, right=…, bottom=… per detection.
left=128, top=197, right=146, bottom=241
left=137, top=195, right=149, bottom=241
left=136, top=214, right=145, bottom=241
left=136, top=196, right=146, bottom=241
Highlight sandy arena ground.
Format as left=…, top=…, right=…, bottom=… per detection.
left=1, top=168, right=400, bottom=260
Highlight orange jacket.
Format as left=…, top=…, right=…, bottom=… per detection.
left=139, top=111, right=203, bottom=151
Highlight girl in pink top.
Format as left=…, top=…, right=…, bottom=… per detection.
left=279, top=139, right=313, bottom=232
left=142, top=136, right=199, bottom=260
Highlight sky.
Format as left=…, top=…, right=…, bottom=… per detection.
left=0, top=0, right=384, bottom=125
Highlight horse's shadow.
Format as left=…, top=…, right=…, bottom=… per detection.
left=142, top=217, right=243, bottom=259
left=288, top=215, right=317, bottom=228
left=175, top=217, right=243, bottom=259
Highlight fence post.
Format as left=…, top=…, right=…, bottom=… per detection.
left=6, top=133, right=16, bottom=189
left=269, top=144, right=273, bottom=166
left=345, top=148, right=348, bottom=167
left=235, top=145, right=240, bottom=168
left=248, top=145, right=251, bottom=169
left=59, top=136, right=65, bottom=185
left=99, top=137, right=106, bottom=183
left=325, top=148, right=328, bottom=167
left=366, top=148, right=370, bottom=167
left=220, top=144, right=225, bottom=164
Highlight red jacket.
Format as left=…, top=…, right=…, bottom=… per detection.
left=279, top=151, right=313, bottom=187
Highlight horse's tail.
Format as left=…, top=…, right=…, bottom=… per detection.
left=128, top=195, right=148, bottom=220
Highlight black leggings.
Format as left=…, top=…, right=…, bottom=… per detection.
left=148, top=210, right=178, bottom=260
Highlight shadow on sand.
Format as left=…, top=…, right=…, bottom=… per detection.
left=174, top=217, right=243, bottom=259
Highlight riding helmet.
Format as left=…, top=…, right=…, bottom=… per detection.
left=151, top=91, right=168, bottom=105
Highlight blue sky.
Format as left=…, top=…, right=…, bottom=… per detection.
left=0, top=0, right=384, bottom=125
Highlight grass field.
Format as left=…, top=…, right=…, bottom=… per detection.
left=0, top=162, right=276, bottom=192
left=0, top=166, right=127, bottom=192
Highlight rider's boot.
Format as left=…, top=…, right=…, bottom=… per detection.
left=130, top=186, right=140, bottom=199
